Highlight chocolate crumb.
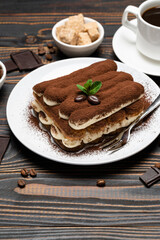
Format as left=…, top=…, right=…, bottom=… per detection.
left=21, top=168, right=29, bottom=177
left=97, top=179, right=105, bottom=187
left=30, top=168, right=37, bottom=177
left=18, top=179, right=26, bottom=188
left=45, top=53, right=52, bottom=61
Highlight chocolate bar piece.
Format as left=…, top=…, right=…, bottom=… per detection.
left=139, top=167, right=160, bottom=187
left=0, top=136, right=10, bottom=163
left=10, top=50, right=43, bottom=71
left=4, top=59, right=18, bottom=73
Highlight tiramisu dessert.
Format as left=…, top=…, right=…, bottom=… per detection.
left=31, top=59, right=145, bottom=152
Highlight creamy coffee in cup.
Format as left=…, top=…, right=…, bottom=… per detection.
left=122, top=0, right=160, bottom=61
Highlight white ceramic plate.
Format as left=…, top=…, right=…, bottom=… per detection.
left=112, top=19, right=160, bottom=76
left=7, top=58, right=160, bottom=166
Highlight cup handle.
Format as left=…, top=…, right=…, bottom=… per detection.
left=122, top=5, right=138, bottom=33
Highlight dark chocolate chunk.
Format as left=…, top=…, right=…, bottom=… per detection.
left=10, top=50, right=43, bottom=71
left=139, top=167, right=160, bottom=187
left=4, top=59, right=18, bottom=73
left=88, top=95, right=100, bottom=105
left=0, top=136, right=10, bottom=163
left=74, top=94, right=87, bottom=102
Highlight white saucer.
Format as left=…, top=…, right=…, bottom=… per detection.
left=112, top=19, right=160, bottom=76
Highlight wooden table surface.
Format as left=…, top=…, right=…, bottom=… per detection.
left=0, top=0, right=160, bottom=239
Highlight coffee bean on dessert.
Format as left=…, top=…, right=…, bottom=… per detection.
left=74, top=94, right=87, bottom=102
left=88, top=95, right=100, bottom=105
left=47, top=42, right=53, bottom=48
left=21, top=168, right=29, bottom=177
left=45, top=53, right=52, bottom=61
left=30, top=168, right=37, bottom=177
left=38, top=46, right=46, bottom=55
left=155, top=162, right=160, bottom=169
left=18, top=179, right=26, bottom=188
left=97, top=179, right=105, bottom=187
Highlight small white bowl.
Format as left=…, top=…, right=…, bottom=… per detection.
left=0, top=61, right=6, bottom=90
left=52, top=17, right=104, bottom=57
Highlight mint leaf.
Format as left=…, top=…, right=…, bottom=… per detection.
left=84, top=79, right=92, bottom=90
left=76, top=79, right=102, bottom=96
left=88, top=81, right=102, bottom=95
left=76, top=84, right=88, bottom=95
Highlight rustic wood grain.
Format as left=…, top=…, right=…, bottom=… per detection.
left=0, top=0, right=160, bottom=238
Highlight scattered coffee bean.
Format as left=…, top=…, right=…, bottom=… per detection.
left=88, top=95, right=100, bottom=105
left=47, top=42, right=53, bottom=48
left=21, top=168, right=29, bottom=177
left=30, top=168, right=37, bottom=177
left=155, top=162, right=160, bottom=169
left=45, top=53, right=52, bottom=61
left=25, top=35, right=37, bottom=44
left=49, top=47, right=55, bottom=54
left=97, top=179, right=105, bottom=187
left=38, top=46, right=46, bottom=55
left=74, top=94, right=87, bottom=102
left=18, top=179, right=26, bottom=188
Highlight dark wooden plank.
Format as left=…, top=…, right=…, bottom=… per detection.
left=1, top=227, right=160, bottom=239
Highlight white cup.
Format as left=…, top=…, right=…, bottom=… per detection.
left=122, top=0, right=160, bottom=61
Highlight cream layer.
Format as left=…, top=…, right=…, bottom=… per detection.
left=31, top=100, right=143, bottom=149
left=68, top=94, right=144, bottom=130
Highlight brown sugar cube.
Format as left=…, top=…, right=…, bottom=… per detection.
left=77, top=32, right=92, bottom=45
left=56, top=25, right=65, bottom=40
left=59, top=28, right=77, bottom=45
left=87, top=28, right=100, bottom=42
left=66, top=13, right=85, bottom=33
left=84, top=22, right=98, bottom=31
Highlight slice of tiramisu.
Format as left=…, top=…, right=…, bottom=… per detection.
left=31, top=59, right=145, bottom=152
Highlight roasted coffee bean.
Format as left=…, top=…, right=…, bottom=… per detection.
left=21, top=168, right=28, bottom=177
left=49, top=47, right=55, bottom=53
left=18, top=179, right=26, bottom=188
left=45, top=53, right=52, bottom=61
left=74, top=94, right=87, bottom=102
left=25, top=35, right=37, bottom=44
left=38, top=46, right=46, bottom=55
left=155, top=162, right=160, bottom=169
left=97, top=179, right=105, bottom=187
left=47, top=42, right=54, bottom=48
left=30, top=168, right=37, bottom=177
left=88, top=95, right=100, bottom=105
